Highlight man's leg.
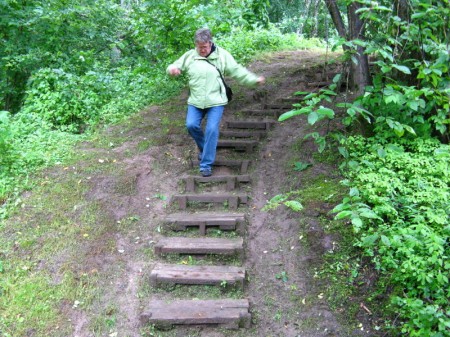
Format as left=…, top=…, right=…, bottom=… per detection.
left=186, top=105, right=205, bottom=154
left=200, top=105, right=224, bottom=172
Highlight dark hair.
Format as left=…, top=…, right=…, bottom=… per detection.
left=194, top=28, right=212, bottom=44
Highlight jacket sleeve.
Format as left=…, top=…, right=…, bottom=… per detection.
left=166, top=50, right=192, bottom=74
left=220, top=48, right=259, bottom=86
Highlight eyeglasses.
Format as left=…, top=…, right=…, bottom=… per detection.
left=196, top=42, right=211, bottom=51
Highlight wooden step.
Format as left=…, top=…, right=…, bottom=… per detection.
left=172, top=193, right=248, bottom=210
left=183, top=174, right=251, bottom=192
left=237, top=109, right=281, bottom=118
left=162, top=212, right=246, bottom=235
left=226, top=120, right=275, bottom=130
left=150, top=263, right=246, bottom=288
left=263, top=103, right=293, bottom=110
left=140, top=299, right=251, bottom=329
left=306, top=81, right=331, bottom=87
left=190, top=159, right=250, bottom=174
left=217, top=139, right=258, bottom=152
left=280, top=97, right=303, bottom=104
left=221, top=129, right=267, bottom=140
left=154, top=237, right=244, bottom=256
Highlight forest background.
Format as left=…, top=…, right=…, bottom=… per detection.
left=0, top=0, right=449, bottom=336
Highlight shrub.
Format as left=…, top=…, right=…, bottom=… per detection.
left=334, top=135, right=450, bottom=335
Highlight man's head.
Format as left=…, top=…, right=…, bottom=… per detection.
left=194, top=28, right=212, bottom=57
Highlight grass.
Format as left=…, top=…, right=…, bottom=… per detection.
left=0, top=175, right=106, bottom=336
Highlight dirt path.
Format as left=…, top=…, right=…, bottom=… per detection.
left=85, top=50, right=369, bottom=337
left=6, top=50, right=379, bottom=337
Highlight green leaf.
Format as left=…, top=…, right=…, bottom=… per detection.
left=359, top=209, right=379, bottom=219
left=363, top=233, right=379, bottom=246
left=338, top=146, right=349, bottom=158
left=293, top=162, right=312, bottom=171
left=434, top=148, right=450, bottom=158
left=316, top=107, right=335, bottom=119
left=381, top=235, right=391, bottom=246
left=332, top=74, right=342, bottom=83
left=284, top=200, right=303, bottom=212
left=335, top=211, right=353, bottom=219
left=307, top=111, right=319, bottom=125
left=392, top=64, right=411, bottom=74
left=352, top=217, right=363, bottom=230
left=349, top=187, right=359, bottom=197
left=278, top=107, right=310, bottom=122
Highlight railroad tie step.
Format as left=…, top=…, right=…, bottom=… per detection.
left=162, top=212, right=246, bottom=235
left=140, top=299, right=251, bottom=329
left=217, top=139, right=258, bottom=153
left=220, top=129, right=268, bottom=140
left=154, top=237, right=244, bottom=257
left=263, top=103, right=294, bottom=110
left=281, top=97, right=305, bottom=104
left=190, top=159, right=250, bottom=174
left=172, top=193, right=248, bottom=210
left=150, top=263, right=246, bottom=288
left=238, top=109, right=284, bottom=118
left=183, top=174, right=251, bottom=192
left=226, top=120, right=275, bottom=130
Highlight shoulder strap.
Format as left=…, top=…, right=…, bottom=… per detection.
left=203, top=59, right=228, bottom=86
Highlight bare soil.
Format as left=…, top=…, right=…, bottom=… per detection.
left=11, top=50, right=383, bottom=337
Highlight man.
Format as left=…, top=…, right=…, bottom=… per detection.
left=167, top=28, right=265, bottom=177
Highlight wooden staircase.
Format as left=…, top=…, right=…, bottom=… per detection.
left=140, top=100, right=292, bottom=330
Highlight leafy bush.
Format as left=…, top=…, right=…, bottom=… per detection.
left=217, top=25, right=322, bottom=64
left=334, top=136, right=450, bottom=335
left=0, top=111, right=13, bottom=174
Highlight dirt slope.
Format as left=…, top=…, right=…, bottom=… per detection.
left=78, top=50, right=375, bottom=336
left=6, top=50, right=381, bottom=337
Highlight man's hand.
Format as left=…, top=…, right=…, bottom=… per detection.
left=256, top=76, right=265, bottom=85
left=169, top=67, right=182, bottom=76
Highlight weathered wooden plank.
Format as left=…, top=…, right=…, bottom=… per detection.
left=306, top=81, right=331, bottom=87
left=237, top=109, right=281, bottom=118
left=190, top=159, right=251, bottom=174
left=172, top=193, right=248, bottom=210
left=220, top=130, right=267, bottom=139
left=150, top=264, right=246, bottom=288
left=154, top=237, right=244, bottom=256
left=162, top=212, right=246, bottom=235
left=217, top=139, right=259, bottom=153
left=183, top=175, right=251, bottom=192
left=226, top=120, right=275, bottom=130
left=263, top=103, right=293, bottom=110
left=140, top=299, right=251, bottom=329
left=280, top=97, right=303, bottom=104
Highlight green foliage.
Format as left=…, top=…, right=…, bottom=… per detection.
left=217, top=25, right=308, bottom=64
left=269, top=0, right=335, bottom=38
left=0, top=0, right=307, bottom=219
left=131, top=0, right=271, bottom=62
left=355, top=0, right=449, bottom=138
left=263, top=191, right=303, bottom=212
left=275, top=1, right=449, bottom=334
left=334, top=136, right=450, bottom=335
left=0, top=111, right=13, bottom=173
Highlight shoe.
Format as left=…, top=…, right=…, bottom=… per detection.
left=200, top=169, right=212, bottom=177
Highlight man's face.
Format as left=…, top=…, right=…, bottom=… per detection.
left=196, top=41, right=212, bottom=57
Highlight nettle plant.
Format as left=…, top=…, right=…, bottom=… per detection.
left=278, top=1, right=450, bottom=335
left=279, top=1, right=449, bottom=144
left=334, top=136, right=450, bottom=336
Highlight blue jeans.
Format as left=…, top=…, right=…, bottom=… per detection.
left=186, top=104, right=224, bottom=171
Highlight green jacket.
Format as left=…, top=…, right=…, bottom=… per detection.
left=167, top=46, right=259, bottom=109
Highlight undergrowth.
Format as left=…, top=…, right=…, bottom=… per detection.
left=335, top=136, right=450, bottom=336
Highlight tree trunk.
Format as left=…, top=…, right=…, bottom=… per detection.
left=323, top=0, right=346, bottom=39
left=348, top=2, right=371, bottom=93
